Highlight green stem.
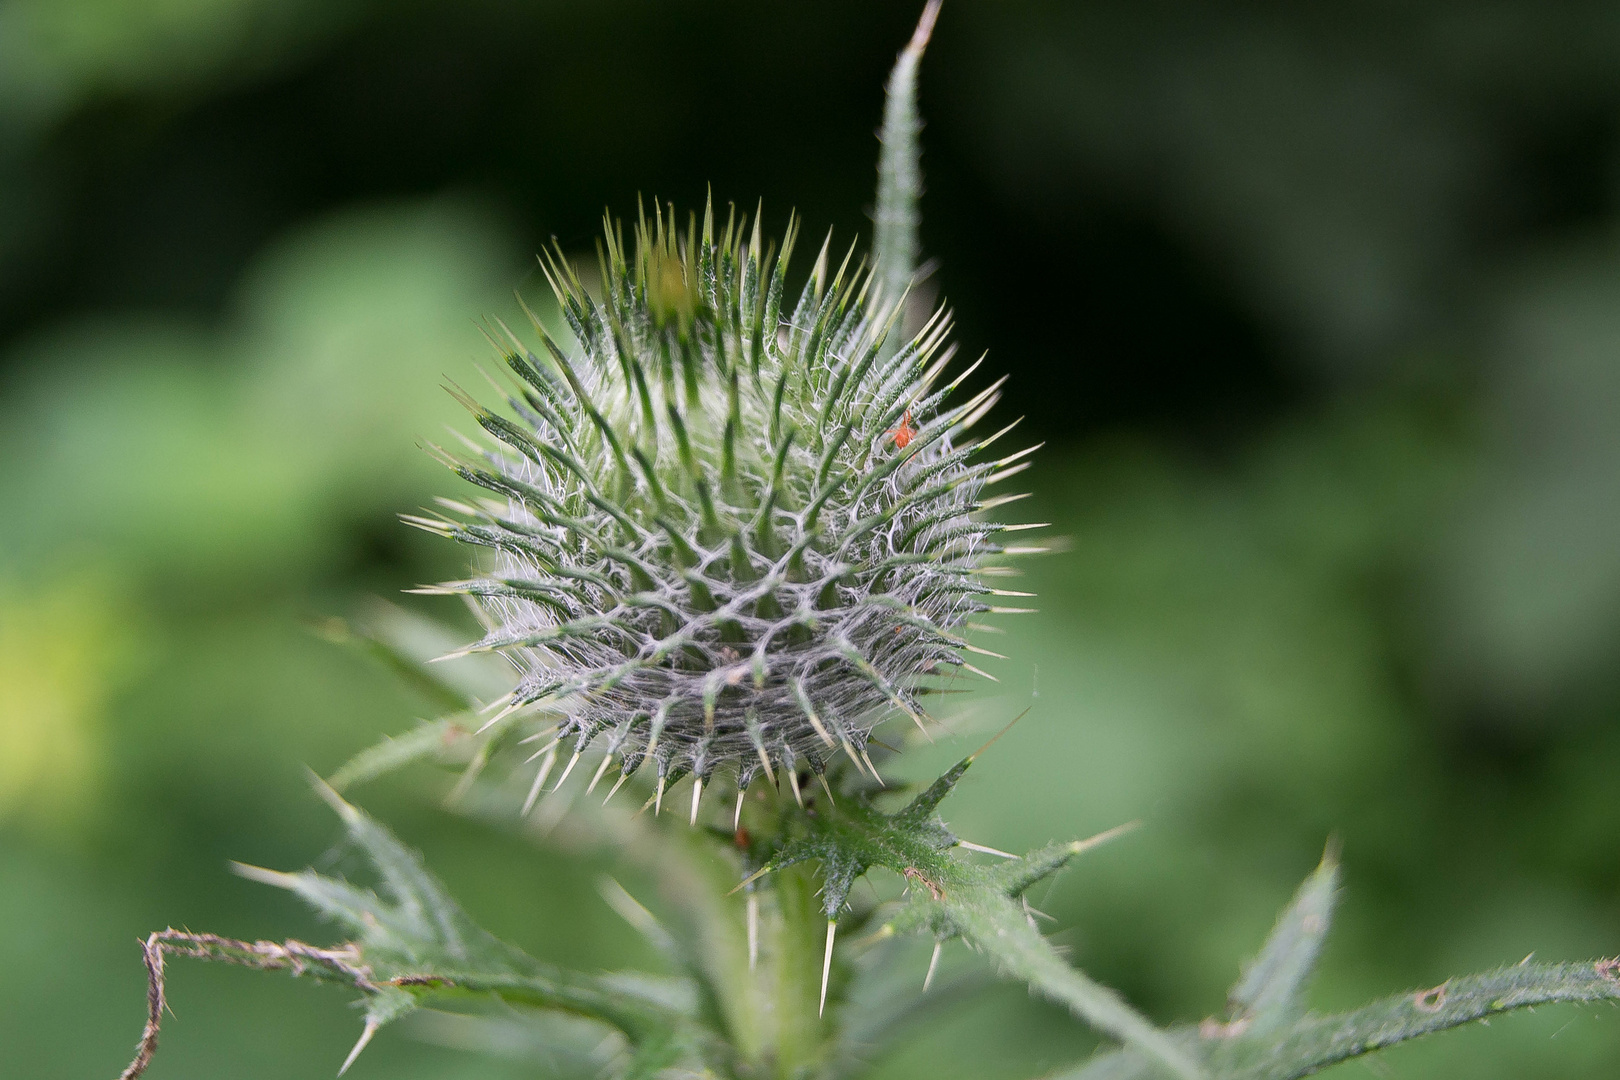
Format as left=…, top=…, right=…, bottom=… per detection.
left=650, top=799, right=838, bottom=1079
left=763, top=864, right=836, bottom=1078
left=873, top=0, right=940, bottom=308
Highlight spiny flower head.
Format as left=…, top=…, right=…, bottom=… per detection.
left=411, top=200, right=1035, bottom=809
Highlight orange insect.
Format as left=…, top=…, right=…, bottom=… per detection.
left=888, top=408, right=917, bottom=450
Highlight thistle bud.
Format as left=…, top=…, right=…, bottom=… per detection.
left=414, top=200, right=1029, bottom=802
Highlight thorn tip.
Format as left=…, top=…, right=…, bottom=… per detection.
left=338, top=1017, right=380, bottom=1077
left=924, top=940, right=943, bottom=992
left=820, top=920, right=837, bottom=1017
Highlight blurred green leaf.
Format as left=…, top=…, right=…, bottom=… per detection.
left=1225, top=852, right=1337, bottom=1035
left=0, top=0, right=363, bottom=130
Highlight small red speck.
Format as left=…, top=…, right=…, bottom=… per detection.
left=888, top=409, right=916, bottom=450
left=734, top=827, right=751, bottom=848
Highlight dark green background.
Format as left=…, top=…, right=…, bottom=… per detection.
left=2, top=2, right=1619, bottom=1077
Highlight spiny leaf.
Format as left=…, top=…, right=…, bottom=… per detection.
left=872, top=819, right=1201, bottom=1080
left=741, top=754, right=970, bottom=919
left=1224, top=960, right=1620, bottom=1079
left=1047, top=862, right=1620, bottom=1080
left=924, top=885, right=1204, bottom=1080
left=120, top=786, right=693, bottom=1080
left=983, top=830, right=1135, bottom=900
left=1226, top=851, right=1338, bottom=1034
left=1055, top=961, right=1620, bottom=1080
left=741, top=751, right=1197, bottom=1078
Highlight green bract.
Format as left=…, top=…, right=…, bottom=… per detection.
left=412, top=203, right=1031, bottom=809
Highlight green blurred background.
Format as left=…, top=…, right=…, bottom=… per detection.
left=3, top=1, right=1619, bottom=1077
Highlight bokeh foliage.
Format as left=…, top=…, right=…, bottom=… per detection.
left=2, top=2, right=1619, bottom=1078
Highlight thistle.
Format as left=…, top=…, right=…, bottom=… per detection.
left=410, top=198, right=1031, bottom=813
left=117, top=7, right=1620, bottom=1080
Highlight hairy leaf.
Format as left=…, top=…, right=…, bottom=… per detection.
left=1047, top=861, right=1620, bottom=1080
left=120, top=782, right=698, bottom=1079
left=244, top=780, right=686, bottom=1038
left=900, top=879, right=1205, bottom=1080
left=1224, top=960, right=1620, bottom=1079
left=743, top=749, right=1202, bottom=1079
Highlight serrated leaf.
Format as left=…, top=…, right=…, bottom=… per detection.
left=745, top=751, right=1200, bottom=1079
left=1226, top=959, right=1620, bottom=1080
left=890, top=875, right=1204, bottom=1080
left=745, top=760, right=962, bottom=919
left=1044, top=870, right=1620, bottom=1080
left=277, top=778, right=484, bottom=962
left=113, top=782, right=702, bottom=1080
left=1054, top=960, right=1620, bottom=1080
